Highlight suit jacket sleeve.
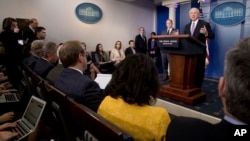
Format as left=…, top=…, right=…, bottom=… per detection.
left=80, top=80, right=104, bottom=112
left=166, top=116, right=215, bottom=141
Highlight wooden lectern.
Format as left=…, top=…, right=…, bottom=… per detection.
left=153, top=34, right=206, bottom=105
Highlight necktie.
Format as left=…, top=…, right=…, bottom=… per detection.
left=167, top=29, right=170, bottom=35
left=191, top=22, right=196, bottom=36
left=141, top=35, right=144, bottom=41
left=151, top=40, right=155, bottom=49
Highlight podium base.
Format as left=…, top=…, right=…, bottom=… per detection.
left=159, top=85, right=206, bottom=105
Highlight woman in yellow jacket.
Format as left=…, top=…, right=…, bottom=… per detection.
left=98, top=54, right=171, bottom=141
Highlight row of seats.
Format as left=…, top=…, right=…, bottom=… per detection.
left=19, top=63, right=133, bottom=141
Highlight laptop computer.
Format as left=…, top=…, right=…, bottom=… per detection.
left=0, top=89, right=21, bottom=103
left=94, top=74, right=112, bottom=89
left=11, top=95, right=46, bottom=141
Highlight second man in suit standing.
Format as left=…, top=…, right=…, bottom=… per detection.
left=160, top=19, right=178, bottom=80
left=135, top=27, right=147, bottom=54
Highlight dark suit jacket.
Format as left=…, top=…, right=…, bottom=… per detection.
left=184, top=20, right=215, bottom=87
left=23, top=27, right=36, bottom=44
left=46, top=63, right=64, bottom=85
left=135, top=34, right=147, bottom=54
left=25, top=55, right=40, bottom=70
left=184, top=20, right=215, bottom=44
left=55, top=68, right=104, bottom=112
left=166, top=116, right=248, bottom=141
left=125, top=47, right=136, bottom=56
left=33, top=58, right=55, bottom=78
left=147, top=38, right=159, bottom=53
left=161, top=28, right=177, bottom=35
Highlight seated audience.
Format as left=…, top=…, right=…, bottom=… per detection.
left=166, top=37, right=250, bottom=141
left=125, top=40, right=136, bottom=57
left=46, top=44, right=63, bottom=85
left=110, top=40, right=125, bottom=65
left=95, top=43, right=115, bottom=73
left=98, top=54, right=171, bottom=141
left=81, top=42, right=100, bottom=80
left=0, top=122, right=18, bottom=141
left=33, top=41, right=58, bottom=78
left=55, top=40, right=104, bottom=112
left=23, top=40, right=45, bottom=70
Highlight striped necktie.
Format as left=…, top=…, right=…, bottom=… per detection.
left=191, top=22, right=196, bottom=36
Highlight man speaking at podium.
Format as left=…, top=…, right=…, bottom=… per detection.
left=184, top=7, right=215, bottom=88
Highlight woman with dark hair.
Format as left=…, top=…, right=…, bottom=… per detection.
left=95, top=43, right=109, bottom=64
left=98, top=54, right=171, bottom=141
left=81, top=42, right=100, bottom=80
left=95, top=43, right=115, bottom=73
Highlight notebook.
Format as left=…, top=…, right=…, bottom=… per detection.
left=0, top=89, right=21, bottom=103
left=94, top=74, right=112, bottom=89
left=11, top=95, right=46, bottom=141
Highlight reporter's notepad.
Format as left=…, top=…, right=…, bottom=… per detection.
left=94, top=74, right=112, bottom=89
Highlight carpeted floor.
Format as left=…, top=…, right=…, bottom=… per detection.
left=158, top=77, right=223, bottom=119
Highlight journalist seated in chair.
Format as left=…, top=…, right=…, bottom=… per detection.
left=55, top=40, right=104, bottom=112
left=110, top=40, right=125, bottom=65
left=81, top=42, right=100, bottom=80
left=23, top=40, right=45, bottom=70
left=98, top=54, right=171, bottom=141
left=33, top=41, right=58, bottom=78
left=94, top=43, right=115, bottom=73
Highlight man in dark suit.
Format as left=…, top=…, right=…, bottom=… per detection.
left=24, top=40, right=44, bottom=70
left=33, top=42, right=58, bottom=78
left=160, top=19, right=178, bottom=80
left=166, top=37, right=250, bottom=141
left=184, top=7, right=214, bottom=87
left=23, top=18, right=38, bottom=45
left=22, top=18, right=38, bottom=58
left=125, top=40, right=136, bottom=56
left=55, top=40, right=104, bottom=112
left=46, top=44, right=64, bottom=85
left=135, top=27, right=147, bottom=54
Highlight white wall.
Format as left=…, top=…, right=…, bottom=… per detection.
left=0, top=0, right=155, bottom=51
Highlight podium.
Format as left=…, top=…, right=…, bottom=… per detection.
left=153, top=34, right=206, bottom=105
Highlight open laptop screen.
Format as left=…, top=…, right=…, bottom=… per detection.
left=23, top=96, right=46, bottom=127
